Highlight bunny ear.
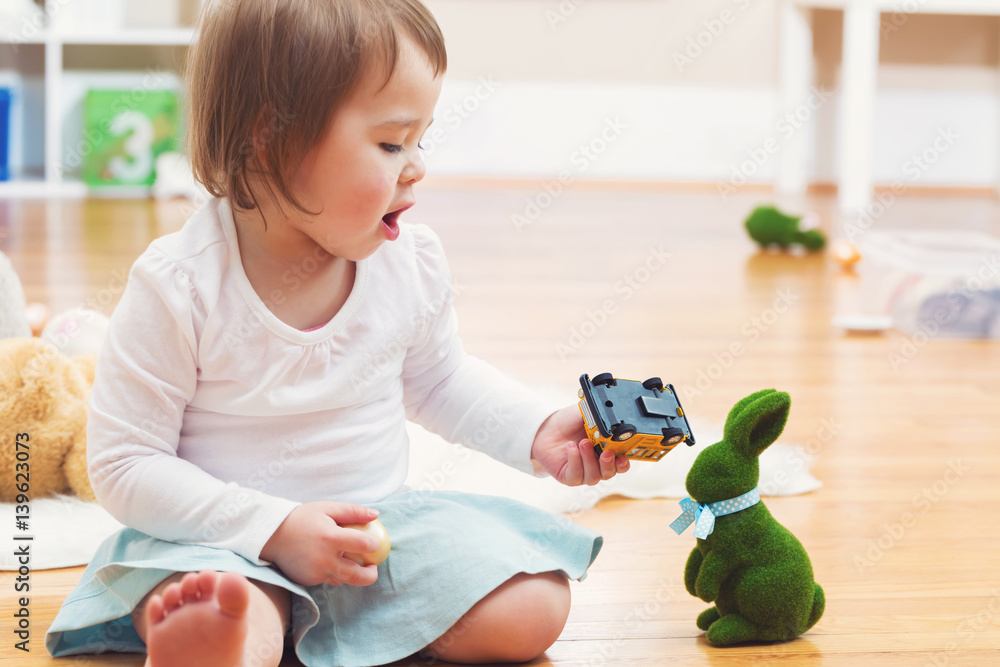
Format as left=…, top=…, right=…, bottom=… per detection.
left=723, top=389, right=778, bottom=428
left=723, top=389, right=791, bottom=458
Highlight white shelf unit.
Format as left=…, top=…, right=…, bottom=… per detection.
left=0, top=28, right=193, bottom=198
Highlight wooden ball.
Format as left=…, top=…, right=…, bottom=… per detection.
left=342, top=519, right=391, bottom=566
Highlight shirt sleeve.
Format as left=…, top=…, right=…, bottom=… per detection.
left=401, top=225, right=561, bottom=475
left=86, top=248, right=301, bottom=566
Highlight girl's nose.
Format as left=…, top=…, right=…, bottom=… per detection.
left=401, top=149, right=427, bottom=185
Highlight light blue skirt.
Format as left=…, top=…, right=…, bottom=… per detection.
left=45, top=490, right=603, bottom=667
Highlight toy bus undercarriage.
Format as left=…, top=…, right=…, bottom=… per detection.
left=578, top=373, right=696, bottom=462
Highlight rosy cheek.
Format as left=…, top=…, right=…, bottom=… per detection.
left=362, top=169, right=396, bottom=205
left=339, top=173, right=391, bottom=220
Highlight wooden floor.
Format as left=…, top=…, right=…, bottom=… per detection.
left=2, top=183, right=999, bottom=666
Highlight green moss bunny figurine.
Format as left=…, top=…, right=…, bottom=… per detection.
left=744, top=205, right=826, bottom=251
left=670, top=389, right=825, bottom=646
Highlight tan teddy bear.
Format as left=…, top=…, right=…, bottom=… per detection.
left=2, top=247, right=109, bottom=504
left=0, top=337, right=98, bottom=503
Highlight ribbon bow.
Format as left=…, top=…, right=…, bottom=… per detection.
left=669, top=487, right=761, bottom=539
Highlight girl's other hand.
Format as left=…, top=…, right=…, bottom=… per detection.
left=530, top=404, right=630, bottom=486
left=259, top=502, right=382, bottom=587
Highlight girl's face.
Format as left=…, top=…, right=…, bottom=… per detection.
left=283, top=35, right=442, bottom=261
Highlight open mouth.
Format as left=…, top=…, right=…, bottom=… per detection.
left=381, top=204, right=412, bottom=241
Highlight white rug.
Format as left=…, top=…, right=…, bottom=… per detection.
left=2, top=493, right=128, bottom=572
left=0, top=419, right=821, bottom=572
left=404, top=419, right=822, bottom=515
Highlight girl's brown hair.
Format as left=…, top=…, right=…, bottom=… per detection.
left=184, top=0, right=447, bottom=225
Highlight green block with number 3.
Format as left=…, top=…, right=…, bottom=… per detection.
left=82, top=89, right=180, bottom=186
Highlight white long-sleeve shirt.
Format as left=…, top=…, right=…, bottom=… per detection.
left=87, top=197, right=559, bottom=566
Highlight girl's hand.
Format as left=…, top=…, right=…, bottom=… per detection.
left=530, top=404, right=630, bottom=486
left=259, top=502, right=383, bottom=587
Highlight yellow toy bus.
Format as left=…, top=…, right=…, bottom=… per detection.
left=578, top=373, right=696, bottom=462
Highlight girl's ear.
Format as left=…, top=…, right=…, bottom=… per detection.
left=250, top=108, right=271, bottom=172
left=723, top=389, right=791, bottom=458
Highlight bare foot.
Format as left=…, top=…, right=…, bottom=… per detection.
left=143, top=570, right=251, bottom=667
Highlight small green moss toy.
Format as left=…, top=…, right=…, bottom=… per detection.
left=744, top=205, right=826, bottom=251
left=670, top=389, right=825, bottom=646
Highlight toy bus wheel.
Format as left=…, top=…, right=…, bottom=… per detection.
left=642, top=377, right=663, bottom=392
left=661, top=427, right=685, bottom=447
left=592, top=373, right=615, bottom=387
left=611, top=423, right=636, bottom=441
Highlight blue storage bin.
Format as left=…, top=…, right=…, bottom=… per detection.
left=0, top=88, right=10, bottom=181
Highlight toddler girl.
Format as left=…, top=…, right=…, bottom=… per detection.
left=44, top=0, right=630, bottom=665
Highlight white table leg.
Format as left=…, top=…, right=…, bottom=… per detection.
left=838, top=4, right=881, bottom=213
left=777, top=2, right=814, bottom=197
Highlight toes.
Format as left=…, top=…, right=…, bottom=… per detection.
left=215, top=572, right=250, bottom=619
left=180, top=572, right=202, bottom=601
left=142, top=571, right=249, bottom=627
left=197, top=569, right=218, bottom=598
left=145, top=594, right=165, bottom=626
left=161, top=582, right=184, bottom=612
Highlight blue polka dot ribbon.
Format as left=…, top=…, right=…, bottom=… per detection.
left=669, top=487, right=761, bottom=539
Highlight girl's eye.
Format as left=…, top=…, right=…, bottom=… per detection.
left=380, top=142, right=428, bottom=154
